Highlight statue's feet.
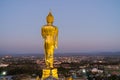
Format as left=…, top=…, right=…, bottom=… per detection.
left=50, top=66, right=53, bottom=69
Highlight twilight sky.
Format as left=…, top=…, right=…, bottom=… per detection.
left=0, top=0, right=120, bottom=54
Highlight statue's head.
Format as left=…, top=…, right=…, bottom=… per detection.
left=46, top=12, right=54, bottom=24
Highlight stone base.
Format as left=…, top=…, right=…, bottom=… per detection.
left=42, top=68, right=58, bottom=80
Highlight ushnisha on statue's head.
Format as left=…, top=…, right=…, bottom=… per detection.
left=46, top=12, right=54, bottom=25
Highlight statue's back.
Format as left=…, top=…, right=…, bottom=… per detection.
left=42, top=25, right=58, bottom=39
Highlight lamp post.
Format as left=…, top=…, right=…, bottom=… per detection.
left=2, top=71, right=7, bottom=76
left=0, top=71, right=7, bottom=80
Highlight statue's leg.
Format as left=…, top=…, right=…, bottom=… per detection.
left=45, top=52, right=49, bottom=68
left=44, top=43, right=50, bottom=68
left=44, top=43, right=54, bottom=68
left=49, top=48, right=54, bottom=68
left=45, top=49, right=53, bottom=68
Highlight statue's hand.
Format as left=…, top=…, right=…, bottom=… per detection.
left=55, top=44, right=58, bottom=49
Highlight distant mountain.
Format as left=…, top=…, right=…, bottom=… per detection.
left=96, top=52, right=120, bottom=56
left=0, top=52, right=120, bottom=57
left=0, top=53, right=43, bottom=57
left=57, top=52, right=120, bottom=56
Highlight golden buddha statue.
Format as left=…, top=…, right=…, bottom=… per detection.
left=41, top=12, right=58, bottom=79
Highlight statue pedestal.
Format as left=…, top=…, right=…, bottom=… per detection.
left=42, top=68, right=58, bottom=80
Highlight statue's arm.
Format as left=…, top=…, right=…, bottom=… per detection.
left=41, top=27, right=46, bottom=39
left=55, top=27, right=58, bottom=49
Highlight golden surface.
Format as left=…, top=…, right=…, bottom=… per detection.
left=66, top=77, right=73, bottom=80
left=46, top=12, right=54, bottom=24
left=41, top=12, right=58, bottom=79
left=36, top=76, right=40, bottom=80
left=41, top=12, right=58, bottom=68
left=42, top=68, right=58, bottom=79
